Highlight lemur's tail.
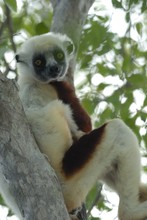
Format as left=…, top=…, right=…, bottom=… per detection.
left=139, top=184, right=147, bottom=202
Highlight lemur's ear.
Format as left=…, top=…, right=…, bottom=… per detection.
left=65, top=40, right=75, bottom=55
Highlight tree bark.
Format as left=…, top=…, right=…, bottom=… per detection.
left=51, top=0, right=94, bottom=50
left=0, top=73, right=70, bottom=220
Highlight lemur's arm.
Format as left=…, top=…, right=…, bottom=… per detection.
left=51, top=81, right=92, bottom=133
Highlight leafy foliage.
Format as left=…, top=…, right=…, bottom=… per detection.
left=0, top=0, right=147, bottom=219
left=4, top=0, right=17, bottom=12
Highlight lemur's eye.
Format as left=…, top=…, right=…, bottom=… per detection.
left=33, top=55, right=46, bottom=68
left=54, top=50, right=65, bottom=61
left=57, top=52, right=64, bottom=60
left=35, top=59, right=42, bottom=66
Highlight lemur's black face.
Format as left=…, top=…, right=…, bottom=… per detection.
left=16, top=33, right=75, bottom=83
left=16, top=46, right=68, bottom=83
left=32, top=47, right=67, bottom=82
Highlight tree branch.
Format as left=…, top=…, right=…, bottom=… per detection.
left=51, top=0, right=94, bottom=50
left=5, top=5, right=16, bottom=53
left=0, top=72, right=70, bottom=220
left=0, top=20, right=6, bottom=37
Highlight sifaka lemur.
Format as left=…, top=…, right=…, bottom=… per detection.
left=1, top=32, right=147, bottom=220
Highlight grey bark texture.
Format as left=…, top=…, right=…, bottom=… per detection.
left=0, top=73, right=70, bottom=220
left=0, top=0, right=95, bottom=219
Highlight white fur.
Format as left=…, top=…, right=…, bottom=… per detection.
left=1, top=33, right=147, bottom=220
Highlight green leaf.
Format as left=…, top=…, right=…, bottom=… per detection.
left=86, top=184, right=102, bottom=210
left=4, top=0, right=17, bottom=12
left=99, top=107, right=114, bottom=122
left=79, top=54, right=92, bottom=69
left=141, top=0, right=147, bottom=12
left=136, top=22, right=143, bottom=36
left=122, top=54, right=132, bottom=74
left=112, top=0, right=122, bottom=8
left=0, top=194, right=4, bottom=205
left=35, top=22, right=49, bottom=35
left=0, top=45, right=8, bottom=59
left=89, top=217, right=101, bottom=220
left=140, top=111, right=147, bottom=122
left=125, top=12, right=130, bottom=22
left=82, top=97, right=96, bottom=115
left=78, top=18, right=108, bottom=59
left=128, top=74, right=146, bottom=88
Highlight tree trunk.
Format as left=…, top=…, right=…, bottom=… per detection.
left=0, top=73, right=70, bottom=220
left=0, top=0, right=95, bottom=219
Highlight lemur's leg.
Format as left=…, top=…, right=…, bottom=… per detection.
left=62, top=119, right=147, bottom=220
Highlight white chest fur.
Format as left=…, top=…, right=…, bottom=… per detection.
left=18, top=76, right=73, bottom=172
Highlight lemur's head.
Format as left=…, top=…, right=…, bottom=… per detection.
left=16, top=32, right=74, bottom=83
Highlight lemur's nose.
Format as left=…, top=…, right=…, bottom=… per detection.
left=48, top=64, right=61, bottom=78
left=50, top=65, right=60, bottom=73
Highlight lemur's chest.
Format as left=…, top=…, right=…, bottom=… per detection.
left=18, top=81, right=73, bottom=170
left=19, top=82, right=58, bottom=108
